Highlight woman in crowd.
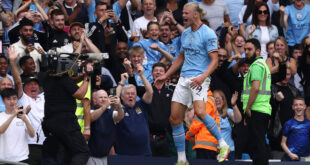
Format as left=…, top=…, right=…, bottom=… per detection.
left=267, top=41, right=275, bottom=58
left=266, top=36, right=297, bottom=75
left=226, top=34, right=246, bottom=70
left=213, top=90, right=242, bottom=160
left=156, top=0, right=187, bottom=24
left=282, top=0, right=310, bottom=53
left=246, top=2, right=278, bottom=60
left=239, top=0, right=279, bottom=38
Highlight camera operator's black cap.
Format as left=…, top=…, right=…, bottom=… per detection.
left=23, top=76, right=39, bottom=86
left=19, top=17, right=34, bottom=28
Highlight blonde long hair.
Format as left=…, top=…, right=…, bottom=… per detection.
left=214, top=90, right=229, bottom=119
left=184, top=2, right=206, bottom=20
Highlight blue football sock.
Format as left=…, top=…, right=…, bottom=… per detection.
left=172, top=123, right=186, bottom=152
left=202, top=114, right=222, bottom=140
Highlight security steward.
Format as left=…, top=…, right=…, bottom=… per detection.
left=242, top=39, right=271, bottom=165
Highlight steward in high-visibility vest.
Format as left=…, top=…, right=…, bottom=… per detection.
left=241, top=38, right=272, bottom=165
left=242, top=57, right=272, bottom=115
left=185, top=90, right=220, bottom=152
left=75, top=80, right=91, bottom=133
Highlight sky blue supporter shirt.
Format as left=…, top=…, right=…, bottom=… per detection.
left=282, top=118, right=310, bottom=157
left=180, top=24, right=218, bottom=77
left=113, top=1, right=122, bottom=20
left=222, top=0, right=244, bottom=27
left=133, top=39, right=168, bottom=81
left=0, top=96, right=5, bottom=112
left=87, top=0, right=96, bottom=23
left=188, top=0, right=202, bottom=3
left=284, top=4, right=310, bottom=46
left=166, top=36, right=181, bottom=60
left=220, top=108, right=235, bottom=151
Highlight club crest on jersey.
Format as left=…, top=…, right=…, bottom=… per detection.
left=135, top=107, right=142, bottom=114
left=297, top=13, right=302, bottom=19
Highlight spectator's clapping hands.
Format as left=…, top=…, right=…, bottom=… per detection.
left=7, top=46, right=19, bottom=61
left=140, top=28, right=148, bottom=39
left=166, top=11, right=176, bottom=23
left=129, top=32, right=140, bottom=43
left=228, top=25, right=238, bottom=39
left=231, top=91, right=238, bottom=106
left=120, top=73, right=129, bottom=84
left=136, top=63, right=144, bottom=75
left=149, top=43, right=159, bottom=51
left=80, top=29, right=86, bottom=42
left=123, top=58, right=133, bottom=75
left=248, top=25, right=256, bottom=36
left=228, top=53, right=242, bottom=62
left=272, top=52, right=285, bottom=63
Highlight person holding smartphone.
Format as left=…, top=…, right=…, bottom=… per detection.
left=87, top=89, right=124, bottom=165
left=11, top=17, right=45, bottom=73
left=85, top=2, right=127, bottom=53
left=0, top=88, right=35, bottom=163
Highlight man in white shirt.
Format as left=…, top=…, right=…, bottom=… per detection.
left=8, top=45, right=45, bottom=165
left=61, top=22, right=101, bottom=54
left=12, top=17, right=44, bottom=73
left=132, top=0, right=157, bottom=40
left=0, top=88, right=35, bottom=163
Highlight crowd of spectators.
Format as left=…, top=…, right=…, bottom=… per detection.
left=0, top=0, right=310, bottom=164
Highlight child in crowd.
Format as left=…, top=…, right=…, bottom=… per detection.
left=281, top=96, right=310, bottom=161
left=133, top=21, right=174, bottom=83
left=123, top=46, right=149, bottom=86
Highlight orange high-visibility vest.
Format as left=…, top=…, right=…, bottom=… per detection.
left=185, top=91, right=220, bottom=151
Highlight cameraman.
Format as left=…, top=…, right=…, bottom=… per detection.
left=41, top=62, right=93, bottom=164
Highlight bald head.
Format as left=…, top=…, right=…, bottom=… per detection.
left=93, top=89, right=109, bottom=107
left=0, top=77, right=13, bottom=92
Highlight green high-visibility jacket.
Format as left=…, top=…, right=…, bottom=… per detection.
left=242, top=57, right=272, bottom=115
